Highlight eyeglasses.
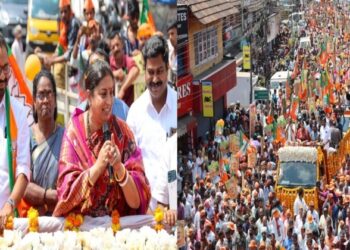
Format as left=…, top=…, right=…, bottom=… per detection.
left=0, top=64, right=11, bottom=76
left=36, top=90, right=54, bottom=100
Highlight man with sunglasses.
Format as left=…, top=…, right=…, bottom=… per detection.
left=43, top=0, right=80, bottom=89
left=0, top=34, right=30, bottom=229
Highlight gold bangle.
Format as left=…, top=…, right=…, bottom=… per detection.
left=119, top=171, right=129, bottom=187
left=115, top=163, right=126, bottom=183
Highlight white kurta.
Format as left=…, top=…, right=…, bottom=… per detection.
left=127, top=85, right=177, bottom=210
left=0, top=96, right=30, bottom=208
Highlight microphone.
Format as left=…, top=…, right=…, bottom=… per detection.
left=102, top=122, right=115, bottom=183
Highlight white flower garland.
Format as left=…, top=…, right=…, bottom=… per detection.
left=0, top=227, right=177, bottom=250
left=278, top=146, right=318, bottom=163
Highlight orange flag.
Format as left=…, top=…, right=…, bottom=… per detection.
left=290, top=99, right=298, bottom=121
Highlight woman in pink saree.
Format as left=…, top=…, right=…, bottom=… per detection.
left=53, top=60, right=150, bottom=217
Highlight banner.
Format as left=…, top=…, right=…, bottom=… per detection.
left=219, top=139, right=229, bottom=153
left=177, top=5, right=188, bottom=44
left=308, top=97, right=316, bottom=114
left=230, top=155, right=239, bottom=175
left=225, top=177, right=239, bottom=199
left=202, top=81, right=214, bottom=117
left=249, top=104, right=256, bottom=138
left=247, top=146, right=257, bottom=168
left=229, top=134, right=240, bottom=154
left=208, top=161, right=220, bottom=179
left=243, top=45, right=251, bottom=70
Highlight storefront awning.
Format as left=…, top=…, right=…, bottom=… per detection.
left=178, top=115, right=197, bottom=137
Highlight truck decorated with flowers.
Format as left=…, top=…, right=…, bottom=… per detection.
left=275, top=146, right=325, bottom=214
left=276, top=128, right=350, bottom=215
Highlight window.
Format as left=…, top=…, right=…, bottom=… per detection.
left=31, top=0, right=59, bottom=20
left=193, top=26, right=218, bottom=66
left=278, top=162, right=316, bottom=187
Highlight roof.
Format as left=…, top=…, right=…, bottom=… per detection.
left=187, top=0, right=239, bottom=24
left=270, top=71, right=291, bottom=80
left=278, top=147, right=318, bottom=163
left=247, top=0, right=266, bottom=12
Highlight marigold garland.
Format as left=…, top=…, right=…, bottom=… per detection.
left=153, top=206, right=164, bottom=232
left=64, top=213, right=84, bottom=232
left=5, top=215, right=14, bottom=230
left=111, top=210, right=121, bottom=233
left=27, top=207, right=39, bottom=232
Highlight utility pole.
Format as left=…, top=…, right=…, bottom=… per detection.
left=250, top=33, right=253, bottom=104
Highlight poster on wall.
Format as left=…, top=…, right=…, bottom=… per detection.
left=243, top=45, right=251, bottom=70
left=202, top=80, right=214, bottom=117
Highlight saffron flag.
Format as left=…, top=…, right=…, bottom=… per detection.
left=140, top=0, right=156, bottom=31
left=275, top=126, right=286, bottom=145
left=290, top=98, right=299, bottom=121
left=7, top=45, right=34, bottom=126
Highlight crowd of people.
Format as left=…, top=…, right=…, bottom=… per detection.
left=0, top=0, right=177, bottom=233
left=178, top=1, right=350, bottom=249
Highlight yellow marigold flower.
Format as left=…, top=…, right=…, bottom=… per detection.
left=154, top=223, right=164, bottom=232
left=154, top=206, right=164, bottom=223
left=27, top=207, right=39, bottom=232
left=111, top=223, right=121, bottom=233
left=5, top=216, right=13, bottom=230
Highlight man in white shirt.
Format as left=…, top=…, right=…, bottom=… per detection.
left=285, top=118, right=296, bottom=142
left=293, top=187, right=308, bottom=216
left=11, top=25, right=25, bottom=78
left=167, top=21, right=177, bottom=85
left=0, top=34, right=30, bottom=229
left=270, top=210, right=286, bottom=243
left=182, top=185, right=193, bottom=221
left=127, top=35, right=177, bottom=211
left=307, top=201, right=319, bottom=224
left=320, top=118, right=330, bottom=149
left=153, top=133, right=177, bottom=226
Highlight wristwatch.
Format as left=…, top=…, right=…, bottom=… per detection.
left=6, top=198, right=15, bottom=210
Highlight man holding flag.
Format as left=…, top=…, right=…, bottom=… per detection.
left=43, top=0, right=80, bottom=89
left=0, top=34, right=30, bottom=228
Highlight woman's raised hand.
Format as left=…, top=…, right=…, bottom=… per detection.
left=96, top=140, right=113, bottom=170
left=108, top=133, right=121, bottom=167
